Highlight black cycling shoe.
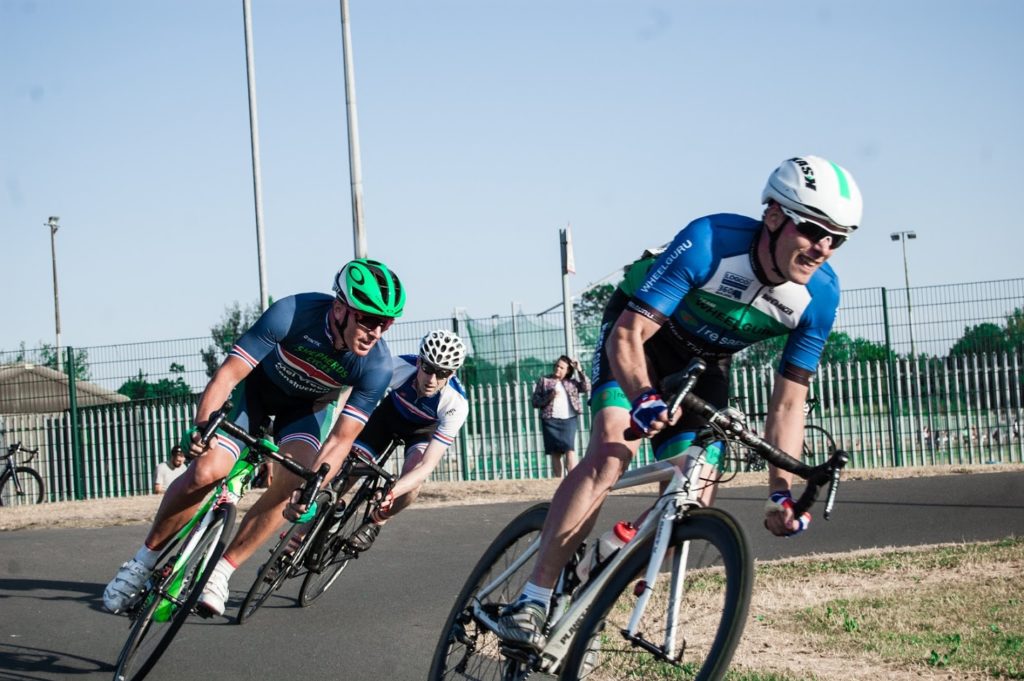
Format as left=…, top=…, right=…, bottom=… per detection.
left=347, top=521, right=382, bottom=552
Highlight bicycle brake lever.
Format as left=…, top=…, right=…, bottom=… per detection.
left=822, top=451, right=848, bottom=520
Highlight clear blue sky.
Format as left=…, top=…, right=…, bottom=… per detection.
left=3, top=1, right=1022, bottom=353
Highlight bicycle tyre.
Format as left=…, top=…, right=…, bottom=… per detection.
left=802, top=424, right=837, bottom=467
left=113, top=504, right=235, bottom=681
left=0, top=466, right=45, bottom=506
left=297, top=482, right=372, bottom=607
left=428, top=502, right=550, bottom=681
left=560, top=507, right=752, bottom=681
left=236, top=490, right=335, bottom=623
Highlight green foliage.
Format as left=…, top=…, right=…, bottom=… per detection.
left=574, top=283, right=614, bottom=348
left=12, top=341, right=91, bottom=381
left=118, top=365, right=193, bottom=400
left=201, top=301, right=263, bottom=377
left=951, top=322, right=1011, bottom=356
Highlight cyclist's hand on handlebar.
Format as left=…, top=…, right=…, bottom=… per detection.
left=628, top=389, right=672, bottom=438
left=179, top=425, right=217, bottom=459
left=283, top=488, right=311, bottom=523
left=764, top=490, right=811, bottom=537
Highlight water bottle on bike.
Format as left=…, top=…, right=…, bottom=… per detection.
left=576, top=520, right=637, bottom=585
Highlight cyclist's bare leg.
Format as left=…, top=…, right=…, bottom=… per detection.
left=221, top=439, right=319, bottom=567
left=528, top=406, right=641, bottom=588
left=144, top=447, right=235, bottom=550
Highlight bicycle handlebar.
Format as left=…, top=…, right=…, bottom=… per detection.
left=626, top=359, right=848, bottom=519
left=6, top=442, right=39, bottom=463
left=199, top=401, right=330, bottom=506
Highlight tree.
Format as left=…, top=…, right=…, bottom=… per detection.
left=1005, top=307, right=1024, bottom=350
left=201, top=301, right=263, bottom=377
left=11, top=341, right=91, bottom=381
left=118, top=363, right=193, bottom=400
left=574, top=283, right=615, bottom=349
left=950, top=323, right=1010, bottom=357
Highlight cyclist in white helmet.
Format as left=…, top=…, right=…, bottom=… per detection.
left=497, top=155, right=863, bottom=651
left=343, top=329, right=470, bottom=551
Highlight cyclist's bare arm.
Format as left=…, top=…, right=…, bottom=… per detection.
left=391, top=440, right=446, bottom=500
left=284, top=414, right=364, bottom=520
left=195, top=357, right=253, bottom=427
left=762, top=374, right=809, bottom=534
left=607, top=311, right=676, bottom=429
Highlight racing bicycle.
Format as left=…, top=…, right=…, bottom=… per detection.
left=1, top=442, right=45, bottom=506
left=112, top=403, right=330, bottom=681
left=236, top=439, right=399, bottom=622
left=430, top=358, right=848, bottom=681
left=731, top=395, right=838, bottom=471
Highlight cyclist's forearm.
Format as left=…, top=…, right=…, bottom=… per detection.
left=194, top=356, right=251, bottom=424
left=392, top=443, right=444, bottom=499
left=763, top=374, right=808, bottom=491
left=607, top=312, right=660, bottom=400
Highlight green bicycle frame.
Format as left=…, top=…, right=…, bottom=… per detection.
left=150, top=436, right=278, bottom=622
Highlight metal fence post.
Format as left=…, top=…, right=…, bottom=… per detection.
left=881, top=288, right=903, bottom=466
left=65, top=346, right=85, bottom=499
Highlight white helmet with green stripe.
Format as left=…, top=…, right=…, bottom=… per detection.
left=761, top=155, right=863, bottom=235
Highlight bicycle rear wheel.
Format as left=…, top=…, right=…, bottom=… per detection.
left=0, top=466, right=45, bottom=506
left=428, top=503, right=549, bottom=681
left=297, top=483, right=370, bottom=607
left=802, top=425, right=837, bottom=467
left=113, top=504, right=235, bottom=681
left=560, top=508, right=752, bottom=681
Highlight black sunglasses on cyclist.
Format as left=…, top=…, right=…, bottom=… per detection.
left=420, top=360, right=453, bottom=379
left=349, top=307, right=395, bottom=332
left=780, top=206, right=847, bottom=249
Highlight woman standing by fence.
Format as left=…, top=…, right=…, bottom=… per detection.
left=532, top=355, right=589, bottom=477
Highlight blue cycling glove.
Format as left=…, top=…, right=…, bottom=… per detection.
left=629, top=389, right=668, bottom=437
left=765, top=490, right=811, bottom=537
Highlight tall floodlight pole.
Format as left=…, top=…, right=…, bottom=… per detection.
left=243, top=0, right=269, bottom=311
left=890, top=230, right=918, bottom=356
left=340, top=0, right=367, bottom=258
left=46, top=216, right=62, bottom=373
left=560, top=225, right=577, bottom=358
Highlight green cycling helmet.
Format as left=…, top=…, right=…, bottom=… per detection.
left=332, top=258, right=406, bottom=318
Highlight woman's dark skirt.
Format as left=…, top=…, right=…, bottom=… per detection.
left=541, top=416, right=578, bottom=454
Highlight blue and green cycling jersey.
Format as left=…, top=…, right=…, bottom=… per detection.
left=621, top=213, right=839, bottom=382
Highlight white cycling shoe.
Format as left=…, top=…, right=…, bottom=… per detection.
left=103, top=558, right=150, bottom=614
left=197, top=569, right=230, bottom=617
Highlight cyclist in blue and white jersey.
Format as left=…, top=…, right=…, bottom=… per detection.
left=103, top=259, right=405, bottom=616
left=342, top=329, right=470, bottom=552
left=497, top=155, right=864, bottom=650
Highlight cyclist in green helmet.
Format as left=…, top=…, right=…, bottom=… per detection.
left=104, top=258, right=405, bottom=617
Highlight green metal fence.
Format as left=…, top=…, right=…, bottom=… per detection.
left=2, top=278, right=1022, bottom=502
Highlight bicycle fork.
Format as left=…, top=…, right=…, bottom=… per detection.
left=152, top=505, right=228, bottom=622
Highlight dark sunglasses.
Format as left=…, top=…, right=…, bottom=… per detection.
left=349, top=307, right=395, bottom=332
left=780, top=206, right=847, bottom=249
left=420, top=361, right=453, bottom=379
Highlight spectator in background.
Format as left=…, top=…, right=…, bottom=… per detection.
left=532, top=356, right=590, bottom=478
left=153, top=446, right=187, bottom=494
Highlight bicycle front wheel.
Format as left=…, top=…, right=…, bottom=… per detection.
left=428, top=502, right=549, bottom=681
left=237, top=491, right=332, bottom=623
left=297, top=484, right=370, bottom=607
left=0, top=466, right=45, bottom=506
left=114, top=504, right=235, bottom=681
left=560, top=507, right=752, bottom=681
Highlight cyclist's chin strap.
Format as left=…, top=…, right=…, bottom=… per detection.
left=753, top=221, right=788, bottom=285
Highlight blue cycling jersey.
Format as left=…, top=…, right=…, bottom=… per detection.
left=626, top=214, right=840, bottom=377
left=386, top=355, right=469, bottom=449
left=229, top=293, right=392, bottom=426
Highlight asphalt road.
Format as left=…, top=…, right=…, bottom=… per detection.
left=1, top=472, right=1022, bottom=681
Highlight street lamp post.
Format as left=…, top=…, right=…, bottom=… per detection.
left=47, top=216, right=62, bottom=373
left=890, top=230, right=917, bottom=356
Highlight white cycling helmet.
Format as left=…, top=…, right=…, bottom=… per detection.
left=761, top=155, right=863, bottom=235
left=419, top=330, right=467, bottom=371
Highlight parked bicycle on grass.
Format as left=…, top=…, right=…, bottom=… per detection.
left=1, top=441, right=45, bottom=506
left=431, top=360, right=848, bottom=680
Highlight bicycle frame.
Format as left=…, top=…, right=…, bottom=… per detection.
left=471, top=443, right=713, bottom=673
left=142, top=441, right=269, bottom=622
